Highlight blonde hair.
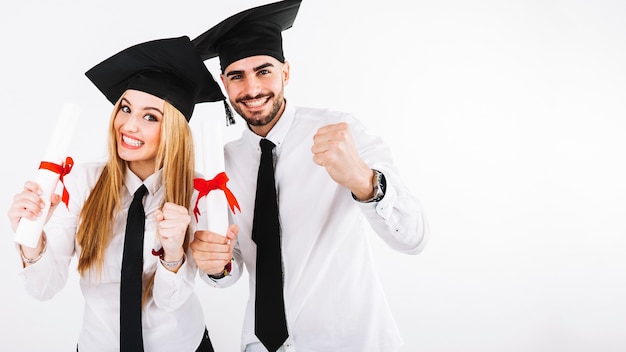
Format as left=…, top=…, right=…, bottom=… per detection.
left=76, top=95, right=195, bottom=292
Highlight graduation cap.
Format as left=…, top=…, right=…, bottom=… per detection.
left=192, top=0, right=302, bottom=72
left=85, top=36, right=229, bottom=122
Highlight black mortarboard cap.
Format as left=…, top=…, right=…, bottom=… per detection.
left=85, top=36, right=226, bottom=121
left=192, top=0, right=302, bottom=72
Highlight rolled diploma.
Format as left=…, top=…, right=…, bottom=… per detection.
left=14, top=103, right=80, bottom=248
left=201, top=117, right=228, bottom=235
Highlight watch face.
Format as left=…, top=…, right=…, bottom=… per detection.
left=372, top=170, right=385, bottom=201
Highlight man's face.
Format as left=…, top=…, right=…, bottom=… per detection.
left=221, top=55, right=290, bottom=136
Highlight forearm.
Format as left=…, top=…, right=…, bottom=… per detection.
left=152, top=252, right=196, bottom=311
left=360, top=178, right=429, bottom=254
left=18, top=236, right=73, bottom=301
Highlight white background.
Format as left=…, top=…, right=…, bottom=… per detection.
left=1, top=1, right=625, bottom=351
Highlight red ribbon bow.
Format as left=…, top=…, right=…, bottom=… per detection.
left=193, top=171, right=240, bottom=222
left=38, top=156, right=74, bottom=209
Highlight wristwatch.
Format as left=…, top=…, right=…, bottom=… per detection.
left=353, top=169, right=386, bottom=203
left=208, top=259, right=233, bottom=280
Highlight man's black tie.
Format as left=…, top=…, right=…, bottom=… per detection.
left=252, top=139, right=288, bottom=352
left=120, top=184, right=148, bottom=352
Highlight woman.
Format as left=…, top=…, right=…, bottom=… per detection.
left=7, top=36, right=237, bottom=351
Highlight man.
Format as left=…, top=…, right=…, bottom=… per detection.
left=189, top=1, right=429, bottom=351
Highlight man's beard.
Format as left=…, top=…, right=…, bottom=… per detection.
left=232, top=89, right=285, bottom=127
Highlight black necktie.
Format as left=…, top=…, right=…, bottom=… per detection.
left=120, top=184, right=148, bottom=352
left=252, top=139, right=288, bottom=352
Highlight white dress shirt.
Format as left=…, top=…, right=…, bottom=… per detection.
left=18, top=163, right=207, bottom=352
left=204, top=102, right=429, bottom=351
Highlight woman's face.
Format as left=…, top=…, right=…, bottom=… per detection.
left=114, top=89, right=164, bottom=180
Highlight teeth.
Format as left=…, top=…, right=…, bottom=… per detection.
left=244, top=98, right=265, bottom=108
left=123, top=135, right=143, bottom=147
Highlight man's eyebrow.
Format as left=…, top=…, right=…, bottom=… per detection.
left=225, top=70, right=243, bottom=78
left=254, top=62, right=274, bottom=71
left=225, top=62, right=275, bottom=77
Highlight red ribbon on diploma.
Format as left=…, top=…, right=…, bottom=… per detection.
left=38, top=156, right=74, bottom=209
left=193, top=171, right=240, bottom=222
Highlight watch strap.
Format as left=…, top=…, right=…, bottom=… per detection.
left=352, top=169, right=386, bottom=203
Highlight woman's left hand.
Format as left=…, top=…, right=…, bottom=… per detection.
left=155, top=202, right=190, bottom=262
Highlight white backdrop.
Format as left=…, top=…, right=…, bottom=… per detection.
left=1, top=1, right=625, bottom=351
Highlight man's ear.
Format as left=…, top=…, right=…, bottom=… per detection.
left=282, top=61, right=290, bottom=86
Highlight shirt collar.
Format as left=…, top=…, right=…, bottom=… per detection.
left=124, top=167, right=163, bottom=197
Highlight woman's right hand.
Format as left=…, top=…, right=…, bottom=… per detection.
left=7, top=180, right=61, bottom=233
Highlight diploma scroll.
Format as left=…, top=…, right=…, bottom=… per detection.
left=14, top=103, right=80, bottom=248
left=197, top=117, right=229, bottom=235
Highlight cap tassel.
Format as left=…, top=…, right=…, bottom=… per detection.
left=224, top=100, right=236, bottom=126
